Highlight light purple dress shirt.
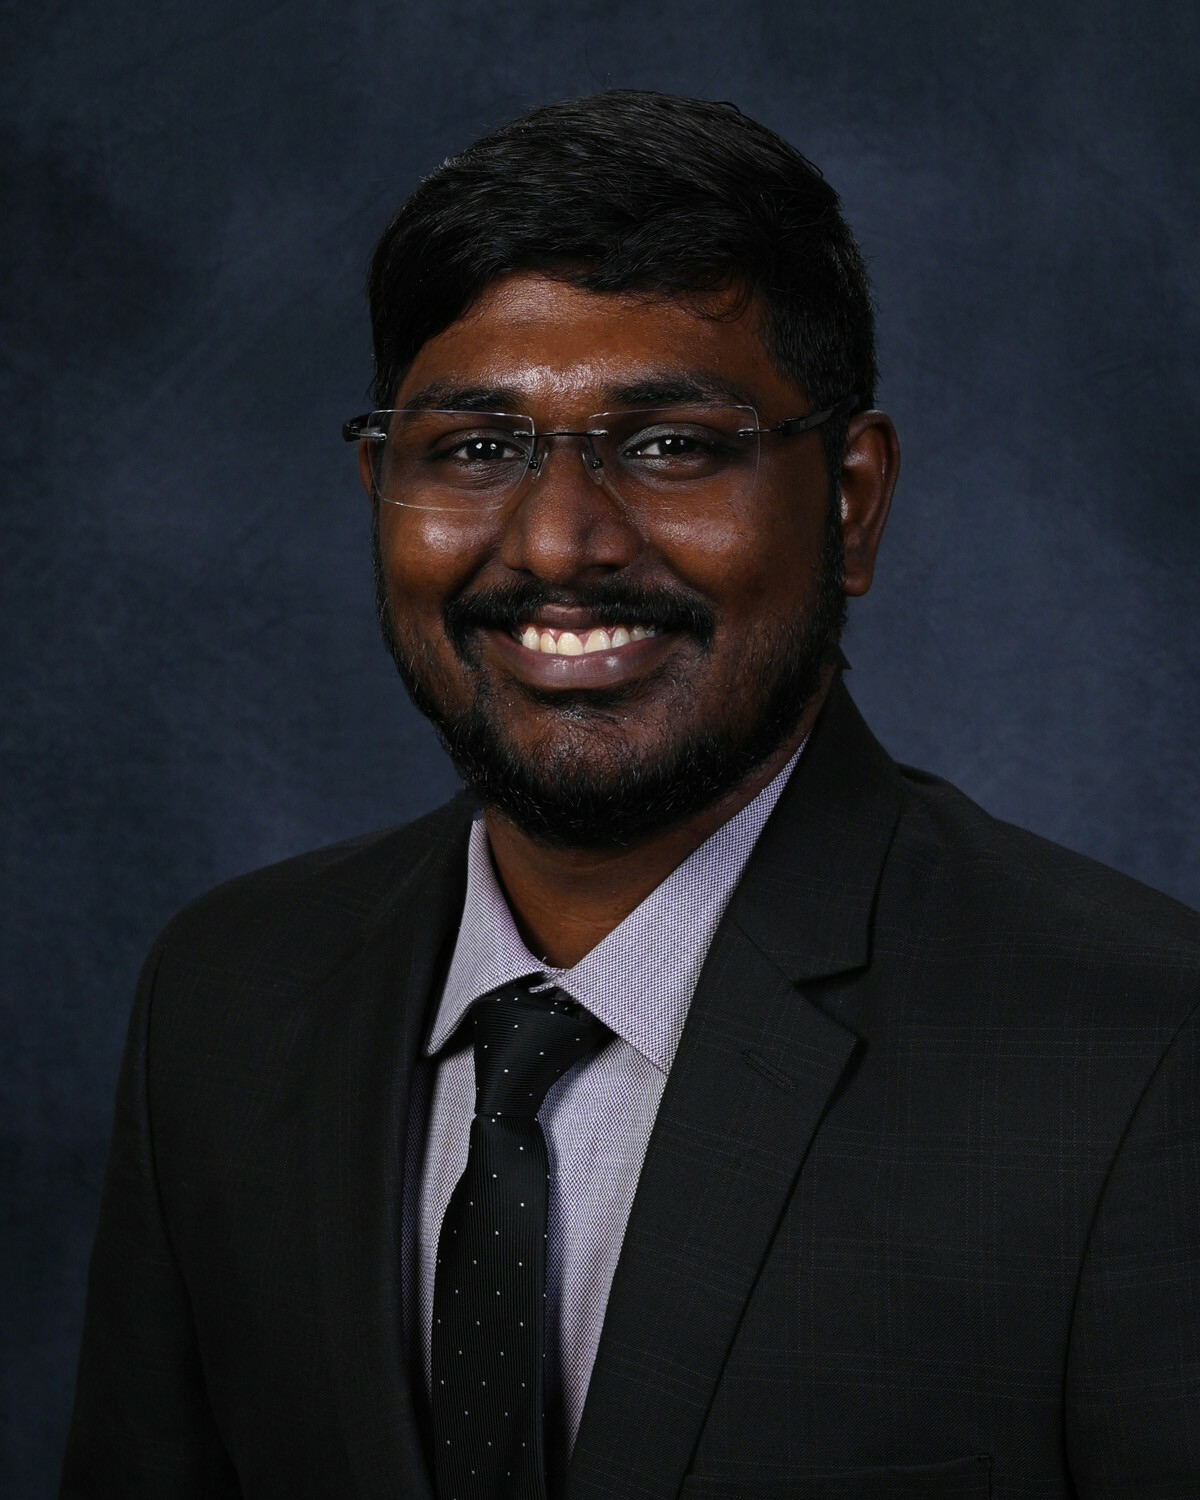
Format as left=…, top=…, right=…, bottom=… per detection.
left=404, top=744, right=802, bottom=1454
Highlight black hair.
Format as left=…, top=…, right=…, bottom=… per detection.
left=366, top=90, right=876, bottom=478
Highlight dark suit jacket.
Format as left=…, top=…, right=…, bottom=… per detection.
left=62, top=679, right=1200, bottom=1499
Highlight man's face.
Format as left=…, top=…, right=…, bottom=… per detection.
left=368, top=272, right=853, bottom=847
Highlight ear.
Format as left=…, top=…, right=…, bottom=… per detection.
left=838, top=410, right=900, bottom=597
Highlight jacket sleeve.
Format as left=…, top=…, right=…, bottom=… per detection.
left=60, top=937, right=241, bottom=1499
left=1066, top=1000, right=1200, bottom=1496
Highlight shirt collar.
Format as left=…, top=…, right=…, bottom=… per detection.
left=427, top=743, right=804, bottom=1073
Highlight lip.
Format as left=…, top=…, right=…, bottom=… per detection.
left=507, top=605, right=631, bottom=630
left=483, top=625, right=680, bottom=691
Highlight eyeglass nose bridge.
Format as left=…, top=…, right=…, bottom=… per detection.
left=525, top=428, right=608, bottom=483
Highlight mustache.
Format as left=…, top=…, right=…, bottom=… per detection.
left=444, top=581, right=717, bottom=650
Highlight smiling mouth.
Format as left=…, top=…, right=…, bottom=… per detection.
left=510, top=622, right=664, bottom=656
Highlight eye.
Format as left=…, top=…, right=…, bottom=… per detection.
left=439, top=432, right=531, bottom=466
left=621, top=423, right=735, bottom=468
left=630, top=431, right=711, bottom=459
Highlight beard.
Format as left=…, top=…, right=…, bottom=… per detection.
left=372, top=503, right=846, bottom=849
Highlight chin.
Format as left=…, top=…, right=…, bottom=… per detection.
left=441, top=686, right=805, bottom=848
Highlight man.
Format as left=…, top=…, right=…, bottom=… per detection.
left=63, top=91, right=1200, bottom=1499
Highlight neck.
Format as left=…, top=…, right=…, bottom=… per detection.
left=482, top=670, right=834, bottom=968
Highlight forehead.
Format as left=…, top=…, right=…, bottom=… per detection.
left=392, top=271, right=805, bottom=417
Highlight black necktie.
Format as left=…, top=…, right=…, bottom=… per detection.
left=431, top=983, right=609, bottom=1500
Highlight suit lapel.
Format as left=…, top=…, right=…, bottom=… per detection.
left=568, top=679, right=903, bottom=1500
left=308, top=803, right=472, bottom=1499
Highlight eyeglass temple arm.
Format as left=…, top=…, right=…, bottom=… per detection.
left=343, top=414, right=379, bottom=442
left=766, top=392, right=860, bottom=437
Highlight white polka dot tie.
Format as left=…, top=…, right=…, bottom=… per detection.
left=431, top=983, right=609, bottom=1500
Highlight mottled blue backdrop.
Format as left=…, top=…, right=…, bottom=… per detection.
left=3, top=1, right=1198, bottom=1492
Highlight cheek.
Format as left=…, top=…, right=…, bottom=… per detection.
left=379, top=510, right=492, bottom=622
left=651, top=498, right=816, bottom=612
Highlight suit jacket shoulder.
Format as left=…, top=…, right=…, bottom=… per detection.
left=877, top=760, right=1200, bottom=1030
left=150, top=789, right=477, bottom=991
left=902, top=759, right=1200, bottom=940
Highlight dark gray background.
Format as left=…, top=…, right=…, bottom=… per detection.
left=3, top=1, right=1198, bottom=1491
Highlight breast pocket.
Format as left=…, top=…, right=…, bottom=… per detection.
left=679, top=1453, right=992, bottom=1498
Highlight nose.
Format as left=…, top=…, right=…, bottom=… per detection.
left=497, top=434, right=641, bottom=585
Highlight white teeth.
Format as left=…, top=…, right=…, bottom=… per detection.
left=515, top=622, right=660, bottom=654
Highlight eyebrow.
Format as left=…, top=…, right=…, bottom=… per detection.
left=604, top=373, right=758, bottom=409
left=398, top=370, right=761, bottom=416
left=401, top=382, right=523, bottom=413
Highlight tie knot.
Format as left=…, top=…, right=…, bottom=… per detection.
left=471, top=986, right=608, bottom=1119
